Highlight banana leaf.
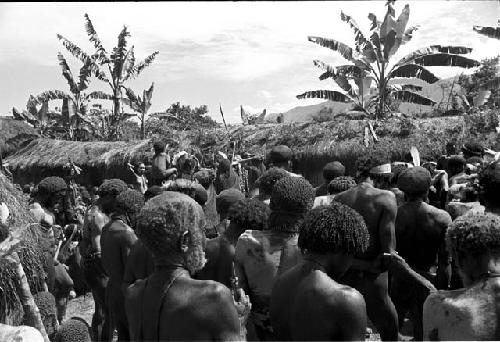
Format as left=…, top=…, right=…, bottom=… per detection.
left=296, top=90, right=352, bottom=102
left=389, top=64, right=439, bottom=84
left=392, top=90, right=436, bottom=105
left=473, top=25, right=500, bottom=39
left=412, top=53, right=480, bottom=69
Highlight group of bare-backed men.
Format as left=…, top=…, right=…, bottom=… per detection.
left=2, top=139, right=500, bottom=341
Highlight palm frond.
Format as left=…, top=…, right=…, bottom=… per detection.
left=341, top=11, right=377, bottom=63
left=389, top=64, right=439, bottom=84
left=392, top=90, right=435, bottom=105
left=78, top=59, right=93, bottom=92
left=130, top=51, right=159, bottom=79
left=57, top=53, right=79, bottom=94
left=473, top=25, right=500, bottom=40
left=296, top=90, right=352, bottom=102
left=56, top=34, right=91, bottom=64
left=83, top=13, right=108, bottom=63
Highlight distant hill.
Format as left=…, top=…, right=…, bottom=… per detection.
left=267, top=76, right=464, bottom=123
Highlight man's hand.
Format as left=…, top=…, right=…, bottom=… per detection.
left=233, top=288, right=251, bottom=326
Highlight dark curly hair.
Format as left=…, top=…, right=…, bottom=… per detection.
left=98, top=179, right=128, bottom=214
left=33, top=291, right=57, bottom=340
left=298, top=203, right=370, bottom=255
left=447, top=155, right=466, bottom=175
left=356, top=152, right=390, bottom=178
left=36, top=176, right=67, bottom=207
left=390, top=164, right=409, bottom=186
left=479, top=160, right=500, bottom=208
left=328, top=176, right=356, bottom=194
left=194, top=169, right=216, bottom=189
left=144, top=185, right=167, bottom=202
left=114, top=189, right=144, bottom=218
left=269, top=177, right=315, bottom=233
left=98, top=179, right=128, bottom=198
left=446, top=212, right=500, bottom=257
left=226, top=199, right=270, bottom=241
left=256, top=167, right=289, bottom=196
left=54, top=317, right=92, bottom=342
left=136, top=192, right=205, bottom=260
left=153, top=141, right=166, bottom=154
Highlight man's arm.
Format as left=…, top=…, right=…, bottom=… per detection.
left=436, top=213, right=452, bottom=290
left=379, top=192, right=397, bottom=254
left=423, top=293, right=445, bottom=341
left=202, top=282, right=243, bottom=341
left=90, top=212, right=108, bottom=252
left=120, top=229, right=138, bottom=271
left=335, top=289, right=367, bottom=341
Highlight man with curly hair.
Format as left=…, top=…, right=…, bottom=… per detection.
left=235, top=176, right=315, bottom=340
left=270, top=203, right=370, bottom=341
left=393, top=166, right=452, bottom=340
left=101, top=189, right=144, bottom=342
left=334, top=153, right=399, bottom=341
left=268, top=145, right=301, bottom=177
left=313, top=176, right=356, bottom=208
left=479, top=160, right=500, bottom=214
left=80, top=178, right=127, bottom=342
left=315, top=161, right=346, bottom=196
left=125, top=192, right=244, bottom=341
left=253, top=167, right=289, bottom=204
left=196, top=198, right=270, bottom=288
left=423, top=212, right=500, bottom=340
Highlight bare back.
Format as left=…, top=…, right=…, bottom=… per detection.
left=271, top=263, right=367, bottom=341
left=396, top=202, right=451, bottom=272
left=126, top=273, right=241, bottom=341
left=335, top=183, right=397, bottom=259
left=423, top=278, right=500, bottom=340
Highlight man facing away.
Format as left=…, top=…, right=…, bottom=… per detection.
left=268, top=145, right=301, bottom=177
left=100, top=189, right=144, bottom=342
left=314, top=161, right=345, bottom=196
left=334, top=154, right=399, bottom=341
left=392, top=166, right=452, bottom=340
left=235, top=176, right=316, bottom=340
left=80, top=178, right=128, bottom=342
left=151, top=141, right=176, bottom=186
left=423, top=212, right=500, bottom=340
left=125, top=192, right=244, bottom=341
left=270, top=202, right=370, bottom=341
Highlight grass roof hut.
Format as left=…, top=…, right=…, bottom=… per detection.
left=0, top=117, right=39, bottom=159
left=0, top=171, right=47, bottom=326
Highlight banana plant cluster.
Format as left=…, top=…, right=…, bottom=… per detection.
left=123, top=83, right=154, bottom=139
left=298, top=0, right=480, bottom=120
left=56, top=14, right=159, bottom=140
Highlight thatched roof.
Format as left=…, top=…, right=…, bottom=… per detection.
left=0, top=172, right=35, bottom=230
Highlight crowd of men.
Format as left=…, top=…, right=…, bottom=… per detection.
left=2, top=139, right=500, bottom=341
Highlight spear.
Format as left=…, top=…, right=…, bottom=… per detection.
left=219, top=103, right=228, bottom=131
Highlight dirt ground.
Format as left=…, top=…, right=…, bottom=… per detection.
left=65, top=292, right=414, bottom=341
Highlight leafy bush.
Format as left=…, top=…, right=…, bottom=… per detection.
left=464, top=108, right=500, bottom=136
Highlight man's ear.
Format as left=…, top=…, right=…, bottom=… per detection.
left=180, top=230, right=190, bottom=253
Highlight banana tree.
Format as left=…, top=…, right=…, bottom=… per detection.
left=123, top=83, right=154, bottom=139
left=298, top=1, right=480, bottom=122
left=472, top=20, right=500, bottom=103
left=57, top=14, right=159, bottom=140
left=28, top=53, right=113, bottom=140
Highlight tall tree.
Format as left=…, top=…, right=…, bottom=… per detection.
left=57, top=14, right=159, bottom=140
left=298, top=1, right=480, bottom=119
left=123, top=83, right=154, bottom=139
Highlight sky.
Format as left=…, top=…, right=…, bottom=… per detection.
left=0, top=1, right=499, bottom=123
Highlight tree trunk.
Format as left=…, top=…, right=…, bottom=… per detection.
left=141, top=114, right=145, bottom=140
left=7, top=252, right=50, bottom=342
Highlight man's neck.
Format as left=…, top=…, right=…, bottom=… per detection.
left=358, top=178, right=373, bottom=186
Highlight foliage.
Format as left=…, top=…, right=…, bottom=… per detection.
left=149, top=102, right=218, bottom=131
left=312, top=107, right=336, bottom=122
left=463, top=108, right=500, bottom=137
left=458, top=56, right=500, bottom=108
left=57, top=14, right=159, bottom=140
left=298, top=1, right=479, bottom=120
left=123, top=83, right=154, bottom=139
left=395, top=116, right=417, bottom=137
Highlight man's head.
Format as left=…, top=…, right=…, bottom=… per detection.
left=446, top=141, right=457, bottom=156
left=36, top=177, right=67, bottom=210
left=269, top=176, right=315, bottom=233
left=97, top=179, right=128, bottom=215
left=144, top=185, right=167, bottom=202
left=166, top=178, right=208, bottom=206
left=216, top=188, right=245, bottom=219
left=136, top=192, right=206, bottom=274
left=355, top=153, right=391, bottom=188
left=114, top=189, right=144, bottom=228
left=255, top=167, right=289, bottom=198
left=390, top=163, right=409, bottom=187
left=397, top=166, right=432, bottom=200
left=137, top=163, right=146, bottom=176
left=269, top=145, right=293, bottom=170
left=446, top=212, right=500, bottom=286
left=447, top=155, right=466, bottom=177
left=462, top=142, right=484, bottom=159
left=322, top=161, right=345, bottom=182
left=194, top=169, right=215, bottom=189
left=327, top=176, right=356, bottom=195
left=479, top=160, right=500, bottom=209
left=153, top=141, right=166, bottom=155
left=298, top=203, right=369, bottom=277
left=225, top=198, right=270, bottom=242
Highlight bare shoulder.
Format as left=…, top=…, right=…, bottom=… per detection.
left=190, top=279, right=233, bottom=308
left=235, top=230, right=264, bottom=260
left=432, top=207, right=452, bottom=227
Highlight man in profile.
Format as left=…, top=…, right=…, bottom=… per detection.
left=151, top=141, right=176, bottom=186
left=315, top=161, right=345, bottom=196
left=270, top=202, right=370, bottom=341
left=268, top=145, right=301, bottom=177
left=334, top=154, right=398, bottom=341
